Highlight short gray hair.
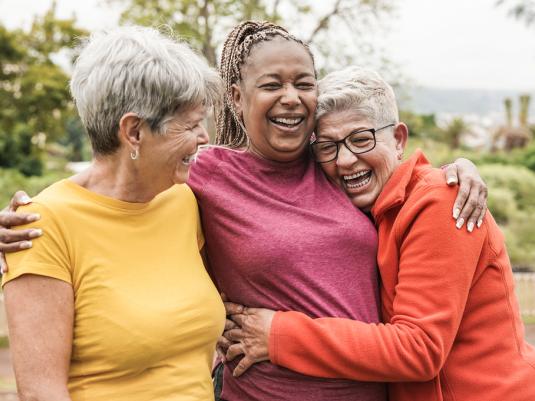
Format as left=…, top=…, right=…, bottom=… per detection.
left=317, top=66, right=398, bottom=126
left=70, top=26, right=222, bottom=155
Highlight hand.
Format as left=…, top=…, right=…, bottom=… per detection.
left=216, top=317, right=239, bottom=363
left=444, top=159, right=488, bottom=232
left=224, top=304, right=275, bottom=377
left=0, top=191, right=43, bottom=273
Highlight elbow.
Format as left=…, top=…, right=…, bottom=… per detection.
left=403, top=348, right=445, bottom=382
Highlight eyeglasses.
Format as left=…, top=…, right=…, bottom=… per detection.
left=311, top=123, right=396, bottom=163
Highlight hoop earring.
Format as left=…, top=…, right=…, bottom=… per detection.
left=130, top=149, right=139, bottom=160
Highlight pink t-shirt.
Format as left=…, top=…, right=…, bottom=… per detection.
left=188, top=147, right=386, bottom=401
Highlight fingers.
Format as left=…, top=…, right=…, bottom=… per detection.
left=444, top=164, right=459, bottom=186
left=216, top=335, right=232, bottom=363
left=233, top=355, right=255, bottom=377
left=0, top=254, right=7, bottom=274
left=224, top=328, right=243, bottom=343
left=8, top=191, right=32, bottom=212
left=452, top=178, right=470, bottom=224
left=466, top=190, right=487, bottom=232
left=0, top=211, right=41, bottom=228
left=226, top=342, right=245, bottom=363
left=456, top=184, right=484, bottom=232
left=0, top=228, right=42, bottom=243
left=0, top=228, right=42, bottom=255
left=476, top=190, right=488, bottom=228
left=225, top=318, right=238, bottom=331
left=224, top=301, right=244, bottom=315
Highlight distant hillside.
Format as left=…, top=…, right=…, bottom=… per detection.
left=399, top=87, right=535, bottom=123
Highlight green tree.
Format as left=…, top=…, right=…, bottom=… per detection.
left=108, top=0, right=397, bottom=75
left=0, top=2, right=87, bottom=175
left=497, top=0, right=535, bottom=26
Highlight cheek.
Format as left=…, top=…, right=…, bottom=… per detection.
left=321, top=163, right=339, bottom=184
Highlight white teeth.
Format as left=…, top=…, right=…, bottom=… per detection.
left=271, top=117, right=303, bottom=125
left=343, top=170, right=370, bottom=180
left=346, top=174, right=372, bottom=189
left=182, top=153, right=197, bottom=165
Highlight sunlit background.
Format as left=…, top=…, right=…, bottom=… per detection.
left=0, top=0, right=534, bottom=398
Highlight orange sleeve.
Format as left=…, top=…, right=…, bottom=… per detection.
left=269, top=185, right=488, bottom=382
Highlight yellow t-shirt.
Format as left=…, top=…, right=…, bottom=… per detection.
left=3, top=179, right=225, bottom=401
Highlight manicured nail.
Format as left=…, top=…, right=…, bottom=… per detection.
left=27, top=214, right=40, bottom=222
left=456, top=218, right=464, bottom=229
left=477, top=219, right=483, bottom=228
left=20, top=196, right=32, bottom=204
left=453, top=208, right=460, bottom=219
left=447, top=177, right=456, bottom=185
left=467, top=222, right=474, bottom=233
left=20, top=241, right=32, bottom=249
left=29, top=229, right=43, bottom=238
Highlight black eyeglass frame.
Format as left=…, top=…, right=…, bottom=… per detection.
left=311, top=123, right=396, bottom=163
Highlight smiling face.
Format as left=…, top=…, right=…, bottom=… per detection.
left=317, top=110, right=408, bottom=211
left=231, top=37, right=317, bottom=162
left=140, top=104, right=209, bottom=190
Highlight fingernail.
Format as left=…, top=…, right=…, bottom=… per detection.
left=467, top=222, right=474, bottom=233
left=30, top=229, right=43, bottom=238
left=20, top=241, right=32, bottom=249
left=456, top=218, right=464, bottom=229
left=27, top=214, right=40, bottom=222
left=477, top=219, right=483, bottom=228
left=453, top=208, right=460, bottom=219
left=447, top=177, right=456, bottom=185
left=21, top=196, right=32, bottom=204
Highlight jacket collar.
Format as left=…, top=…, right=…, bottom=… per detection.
left=371, top=149, right=430, bottom=221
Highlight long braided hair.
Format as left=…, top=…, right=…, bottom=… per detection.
left=216, top=20, right=316, bottom=147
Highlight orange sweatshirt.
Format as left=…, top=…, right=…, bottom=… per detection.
left=269, top=150, right=535, bottom=401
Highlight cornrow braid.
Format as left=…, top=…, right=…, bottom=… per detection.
left=216, top=20, right=315, bottom=147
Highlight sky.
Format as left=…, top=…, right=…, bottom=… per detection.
left=1, top=0, right=534, bottom=91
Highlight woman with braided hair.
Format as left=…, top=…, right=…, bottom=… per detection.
left=0, top=21, right=488, bottom=401
left=189, top=21, right=488, bottom=401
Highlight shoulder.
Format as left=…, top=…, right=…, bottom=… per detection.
left=188, top=146, right=241, bottom=193
left=17, top=180, right=73, bottom=227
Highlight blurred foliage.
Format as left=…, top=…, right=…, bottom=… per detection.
left=0, top=2, right=87, bottom=176
left=0, top=168, right=70, bottom=207
left=407, top=133, right=535, bottom=270
left=108, top=0, right=399, bottom=78
left=497, top=0, right=535, bottom=26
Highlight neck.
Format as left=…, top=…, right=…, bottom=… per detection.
left=71, top=154, right=160, bottom=203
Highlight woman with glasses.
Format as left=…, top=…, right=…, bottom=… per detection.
left=220, top=66, right=535, bottom=401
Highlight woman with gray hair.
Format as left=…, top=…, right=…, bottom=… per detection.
left=220, top=66, right=535, bottom=401
left=1, top=26, right=225, bottom=401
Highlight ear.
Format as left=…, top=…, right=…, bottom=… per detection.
left=393, top=122, right=409, bottom=159
left=118, top=113, right=143, bottom=152
left=231, top=83, right=243, bottom=117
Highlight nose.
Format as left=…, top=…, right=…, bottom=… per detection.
left=197, top=124, right=209, bottom=145
left=336, top=143, right=358, bottom=167
left=280, top=84, right=301, bottom=107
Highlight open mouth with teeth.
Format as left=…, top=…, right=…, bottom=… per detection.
left=269, top=116, right=305, bottom=129
left=182, top=153, right=197, bottom=166
left=343, top=170, right=372, bottom=189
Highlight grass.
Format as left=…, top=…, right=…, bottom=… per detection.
left=0, top=338, right=8, bottom=349
left=523, top=315, right=535, bottom=325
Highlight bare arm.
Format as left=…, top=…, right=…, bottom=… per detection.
left=4, top=274, right=74, bottom=401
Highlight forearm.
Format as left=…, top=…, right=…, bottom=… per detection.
left=18, top=384, right=71, bottom=401
left=4, top=275, right=74, bottom=401
left=270, top=311, right=445, bottom=382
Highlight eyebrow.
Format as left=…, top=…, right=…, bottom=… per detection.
left=316, top=126, right=371, bottom=141
left=256, top=72, right=315, bottom=81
